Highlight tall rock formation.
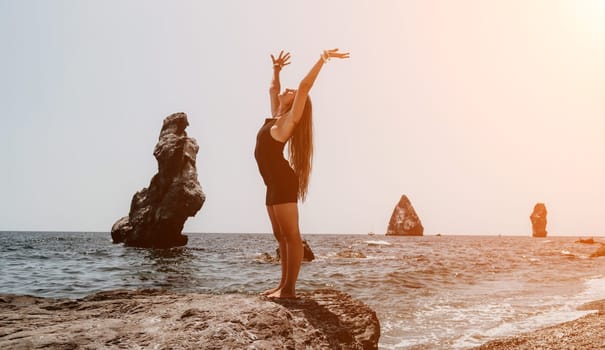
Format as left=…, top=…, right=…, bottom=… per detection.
left=386, top=194, right=424, bottom=236
left=111, top=112, right=205, bottom=248
left=530, top=202, right=548, bottom=238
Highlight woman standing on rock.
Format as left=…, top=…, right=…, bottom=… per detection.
left=254, top=49, right=349, bottom=298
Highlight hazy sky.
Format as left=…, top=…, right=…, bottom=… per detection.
left=1, top=1, right=604, bottom=235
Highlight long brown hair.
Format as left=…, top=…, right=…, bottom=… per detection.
left=288, top=97, right=313, bottom=201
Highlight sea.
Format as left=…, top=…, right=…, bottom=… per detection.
left=1, top=232, right=605, bottom=349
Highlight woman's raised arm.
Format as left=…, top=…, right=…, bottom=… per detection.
left=269, top=51, right=291, bottom=117
left=287, top=49, right=349, bottom=124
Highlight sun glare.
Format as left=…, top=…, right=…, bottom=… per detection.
left=567, top=0, right=605, bottom=38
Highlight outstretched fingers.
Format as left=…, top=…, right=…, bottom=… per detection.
left=272, top=50, right=292, bottom=68
left=323, top=48, right=350, bottom=60
left=279, top=51, right=291, bottom=60
left=280, top=52, right=291, bottom=66
left=333, top=52, right=350, bottom=59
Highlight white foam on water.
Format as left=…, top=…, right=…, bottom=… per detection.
left=454, top=309, right=596, bottom=349
left=380, top=319, right=443, bottom=349
left=578, top=276, right=605, bottom=301
left=363, top=240, right=393, bottom=246
left=379, top=299, right=521, bottom=349
left=454, top=275, right=605, bottom=349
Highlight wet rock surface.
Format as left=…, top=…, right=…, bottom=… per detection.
left=111, top=112, right=205, bottom=248
left=0, top=288, right=380, bottom=350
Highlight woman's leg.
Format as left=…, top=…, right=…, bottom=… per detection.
left=267, top=202, right=303, bottom=299
left=261, top=205, right=287, bottom=295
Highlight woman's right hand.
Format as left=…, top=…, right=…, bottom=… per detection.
left=271, top=51, right=291, bottom=71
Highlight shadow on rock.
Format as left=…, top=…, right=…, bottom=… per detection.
left=270, top=289, right=380, bottom=350
left=0, top=288, right=380, bottom=350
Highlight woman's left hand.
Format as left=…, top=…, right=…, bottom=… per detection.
left=322, top=48, right=350, bottom=61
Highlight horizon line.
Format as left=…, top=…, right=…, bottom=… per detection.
left=0, top=230, right=602, bottom=237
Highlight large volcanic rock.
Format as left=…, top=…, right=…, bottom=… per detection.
left=530, top=202, right=547, bottom=238
left=0, top=288, right=381, bottom=349
left=386, top=194, right=424, bottom=236
left=111, top=113, right=205, bottom=248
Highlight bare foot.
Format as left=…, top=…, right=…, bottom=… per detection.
left=267, top=289, right=296, bottom=299
left=260, top=287, right=281, bottom=296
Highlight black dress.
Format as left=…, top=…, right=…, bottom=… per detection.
left=254, top=118, right=299, bottom=205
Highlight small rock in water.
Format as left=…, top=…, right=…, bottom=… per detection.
left=336, top=249, right=367, bottom=259
left=590, top=244, right=605, bottom=258
left=256, top=252, right=279, bottom=264
left=276, top=239, right=315, bottom=262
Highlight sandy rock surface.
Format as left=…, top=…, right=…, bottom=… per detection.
left=0, top=288, right=380, bottom=350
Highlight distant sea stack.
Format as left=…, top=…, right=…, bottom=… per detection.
left=386, top=194, right=424, bottom=236
left=530, top=202, right=547, bottom=238
left=111, top=112, right=205, bottom=248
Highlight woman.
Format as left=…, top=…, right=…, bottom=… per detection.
left=255, top=49, right=349, bottom=299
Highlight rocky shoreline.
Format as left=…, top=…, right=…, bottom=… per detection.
left=472, top=299, right=605, bottom=350
left=3, top=288, right=605, bottom=349
left=0, top=288, right=380, bottom=349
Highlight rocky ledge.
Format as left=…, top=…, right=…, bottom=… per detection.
left=0, top=288, right=380, bottom=350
